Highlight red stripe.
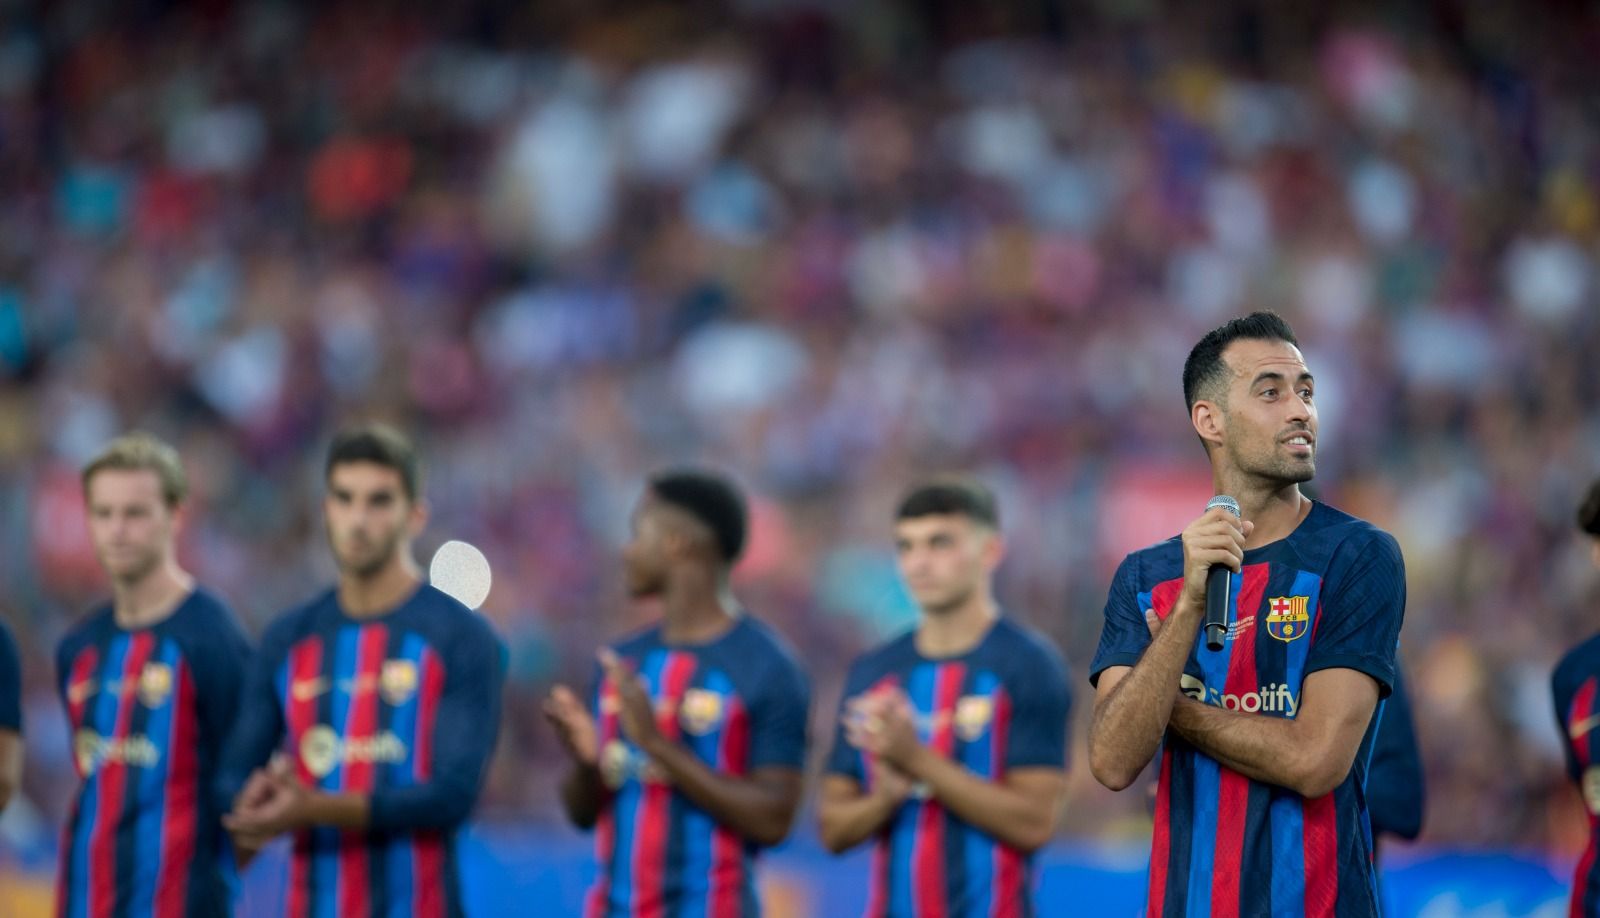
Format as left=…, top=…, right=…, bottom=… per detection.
left=1302, top=792, right=1338, bottom=917
left=285, top=637, right=324, bottom=918
left=1143, top=579, right=1183, bottom=918
left=57, top=647, right=100, bottom=917
left=413, top=649, right=448, bottom=918
left=154, top=661, right=198, bottom=918
left=338, top=625, right=387, bottom=918
left=584, top=679, right=621, bottom=918
left=631, top=653, right=698, bottom=918
left=1573, top=827, right=1598, bottom=918
left=709, top=696, right=750, bottom=918
left=1209, top=563, right=1269, bottom=918
left=912, top=662, right=966, bottom=918
left=1146, top=745, right=1174, bottom=918
left=988, top=687, right=1021, bottom=918
left=1570, top=678, right=1598, bottom=770
left=89, top=632, right=156, bottom=918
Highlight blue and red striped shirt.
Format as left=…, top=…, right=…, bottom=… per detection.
left=1552, top=632, right=1600, bottom=916
left=55, top=588, right=251, bottom=918
left=585, top=615, right=810, bottom=918
left=219, top=583, right=504, bottom=918
left=825, top=618, right=1072, bottom=918
left=1091, top=501, right=1405, bottom=918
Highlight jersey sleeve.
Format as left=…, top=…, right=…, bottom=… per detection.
left=1305, top=530, right=1405, bottom=696
left=1089, top=554, right=1150, bottom=686
left=191, top=606, right=253, bottom=762
left=1553, top=657, right=1585, bottom=783
left=215, top=617, right=292, bottom=813
left=1004, top=641, right=1072, bottom=770
left=0, top=620, right=20, bottom=733
left=824, top=662, right=869, bottom=782
left=747, top=648, right=809, bottom=772
left=1365, top=666, right=1425, bottom=840
left=369, top=618, right=506, bottom=832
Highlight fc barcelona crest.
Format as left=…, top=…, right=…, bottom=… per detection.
left=1265, top=596, right=1311, bottom=643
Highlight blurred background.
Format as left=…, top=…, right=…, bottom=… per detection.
left=0, top=0, right=1597, bottom=913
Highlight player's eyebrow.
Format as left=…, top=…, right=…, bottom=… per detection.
left=1250, top=370, right=1313, bottom=387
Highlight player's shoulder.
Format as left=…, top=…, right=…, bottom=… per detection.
left=1553, top=632, right=1600, bottom=693
left=259, top=588, right=339, bottom=651
left=987, top=618, right=1068, bottom=671
left=608, top=621, right=664, bottom=658
left=409, top=584, right=501, bottom=648
left=1116, top=536, right=1185, bottom=588
left=174, top=587, right=245, bottom=634
left=720, top=615, right=808, bottom=687
left=57, top=604, right=115, bottom=657
left=1301, top=502, right=1402, bottom=564
left=843, top=629, right=918, bottom=688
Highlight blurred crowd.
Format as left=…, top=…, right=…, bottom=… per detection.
left=0, top=0, right=1598, bottom=860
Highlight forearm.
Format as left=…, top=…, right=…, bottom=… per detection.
left=902, top=749, right=1058, bottom=852
left=645, top=740, right=796, bottom=847
left=1089, top=600, right=1203, bottom=789
left=817, top=784, right=903, bottom=853
left=0, top=731, right=19, bottom=813
left=560, top=764, right=605, bottom=830
left=299, top=791, right=371, bottom=830
left=1168, top=697, right=1323, bottom=795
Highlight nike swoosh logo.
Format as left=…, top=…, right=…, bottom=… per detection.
left=291, top=678, right=329, bottom=702
left=1572, top=712, right=1600, bottom=741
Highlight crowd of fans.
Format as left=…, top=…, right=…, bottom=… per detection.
left=0, top=0, right=1597, bottom=860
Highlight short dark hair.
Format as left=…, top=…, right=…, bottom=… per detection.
left=1182, top=311, right=1300, bottom=410
left=1580, top=478, right=1600, bottom=537
left=895, top=478, right=1000, bottom=529
left=649, top=468, right=749, bottom=563
left=325, top=423, right=422, bottom=500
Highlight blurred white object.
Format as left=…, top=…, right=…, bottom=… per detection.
left=430, top=540, right=493, bottom=611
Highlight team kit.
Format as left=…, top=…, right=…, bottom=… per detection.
left=1, top=312, right=1595, bottom=917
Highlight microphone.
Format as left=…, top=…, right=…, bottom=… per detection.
left=1204, top=495, right=1241, bottom=652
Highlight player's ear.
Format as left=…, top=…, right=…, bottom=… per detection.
left=1192, top=399, right=1225, bottom=450
left=408, top=496, right=430, bottom=536
left=981, top=529, right=1005, bottom=570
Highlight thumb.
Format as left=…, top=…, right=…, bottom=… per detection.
left=1241, top=519, right=1255, bottom=537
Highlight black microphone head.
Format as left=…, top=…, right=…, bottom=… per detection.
left=1206, top=495, right=1240, bottom=517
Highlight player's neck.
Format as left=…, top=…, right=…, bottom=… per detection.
left=338, top=555, right=422, bottom=619
left=110, top=561, right=194, bottom=631
left=1218, top=476, right=1311, bottom=549
left=915, top=593, right=998, bottom=658
left=659, top=577, right=739, bottom=645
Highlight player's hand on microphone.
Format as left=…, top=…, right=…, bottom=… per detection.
left=543, top=684, right=599, bottom=767
left=1179, top=507, right=1254, bottom=609
left=599, top=648, right=666, bottom=756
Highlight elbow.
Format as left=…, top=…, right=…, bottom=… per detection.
left=750, top=809, right=796, bottom=849
left=817, top=814, right=853, bottom=855
left=1008, top=819, right=1056, bottom=855
left=1289, top=754, right=1352, bottom=800
left=1088, top=744, right=1139, bottom=793
left=0, top=781, right=12, bottom=815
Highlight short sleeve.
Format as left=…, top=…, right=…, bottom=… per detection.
left=1004, top=642, right=1072, bottom=770
left=1366, top=666, right=1425, bottom=839
left=1305, top=531, right=1405, bottom=696
left=1089, top=554, right=1151, bottom=687
left=1553, top=659, right=1586, bottom=784
left=748, top=652, right=809, bottom=771
left=0, top=620, right=20, bottom=733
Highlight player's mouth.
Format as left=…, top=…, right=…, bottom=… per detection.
left=1280, top=432, right=1314, bottom=457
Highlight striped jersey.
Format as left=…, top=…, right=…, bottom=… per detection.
left=825, top=618, right=1072, bottom=918
left=586, top=615, right=810, bottom=918
left=1552, top=631, right=1600, bottom=916
left=55, top=589, right=251, bottom=918
left=218, top=583, right=504, bottom=918
left=1090, top=501, right=1405, bottom=918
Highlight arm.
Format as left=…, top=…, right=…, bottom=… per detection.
left=902, top=754, right=1064, bottom=853
left=1088, top=509, right=1250, bottom=791
left=0, top=729, right=19, bottom=813
left=366, top=623, right=504, bottom=831
left=1088, top=598, right=1203, bottom=791
left=1168, top=667, right=1378, bottom=798
left=636, top=742, right=802, bottom=848
left=559, top=762, right=606, bottom=830
left=545, top=681, right=605, bottom=830
left=817, top=772, right=907, bottom=854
